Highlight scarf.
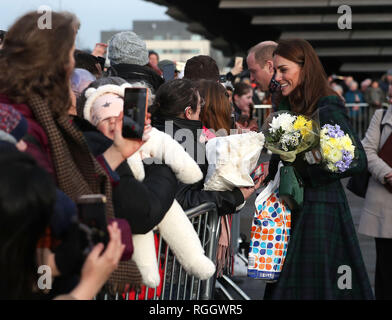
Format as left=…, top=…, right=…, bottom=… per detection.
left=216, top=214, right=233, bottom=277
left=27, top=94, right=142, bottom=292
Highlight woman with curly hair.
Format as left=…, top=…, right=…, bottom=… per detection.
left=0, top=11, right=144, bottom=294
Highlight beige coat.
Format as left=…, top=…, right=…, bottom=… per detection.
left=358, top=106, right=392, bottom=238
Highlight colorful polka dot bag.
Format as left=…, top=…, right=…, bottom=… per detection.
left=248, top=163, right=291, bottom=282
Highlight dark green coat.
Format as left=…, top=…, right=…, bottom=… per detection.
left=264, top=95, right=374, bottom=300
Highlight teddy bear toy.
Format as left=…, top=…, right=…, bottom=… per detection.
left=82, top=83, right=216, bottom=288
left=127, top=127, right=216, bottom=288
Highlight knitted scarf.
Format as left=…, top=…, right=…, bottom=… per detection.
left=27, top=94, right=142, bottom=292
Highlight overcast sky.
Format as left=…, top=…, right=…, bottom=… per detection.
left=0, top=0, right=170, bottom=50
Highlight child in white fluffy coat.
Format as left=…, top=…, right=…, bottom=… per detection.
left=82, top=82, right=216, bottom=287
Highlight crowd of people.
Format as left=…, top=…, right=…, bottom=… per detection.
left=0, top=10, right=391, bottom=300
left=329, top=72, right=391, bottom=121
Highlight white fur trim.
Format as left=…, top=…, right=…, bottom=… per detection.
left=83, top=83, right=132, bottom=123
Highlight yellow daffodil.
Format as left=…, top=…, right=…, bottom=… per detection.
left=293, top=116, right=313, bottom=139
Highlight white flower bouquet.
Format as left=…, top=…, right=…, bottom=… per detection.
left=262, top=111, right=319, bottom=162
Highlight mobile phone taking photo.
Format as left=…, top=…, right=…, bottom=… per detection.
left=162, top=63, right=175, bottom=82
left=77, top=194, right=109, bottom=252
left=234, top=56, right=243, bottom=67
left=122, top=87, right=148, bottom=139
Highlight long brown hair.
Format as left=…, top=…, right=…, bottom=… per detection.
left=196, top=79, right=232, bottom=135
left=0, top=11, right=79, bottom=117
left=273, top=39, right=337, bottom=115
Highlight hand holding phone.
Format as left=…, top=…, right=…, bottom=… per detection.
left=231, top=56, right=243, bottom=76
left=122, top=87, right=148, bottom=139
left=92, top=43, right=108, bottom=58
left=77, top=194, right=109, bottom=254
left=70, top=222, right=125, bottom=300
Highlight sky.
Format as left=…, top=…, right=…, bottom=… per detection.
left=0, top=0, right=171, bottom=50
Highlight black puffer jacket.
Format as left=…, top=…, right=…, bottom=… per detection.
left=152, top=115, right=244, bottom=216
left=72, top=116, right=178, bottom=234
left=106, top=63, right=164, bottom=92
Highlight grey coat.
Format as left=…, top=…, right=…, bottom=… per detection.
left=358, top=106, right=392, bottom=238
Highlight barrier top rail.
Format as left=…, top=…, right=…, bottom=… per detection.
left=254, top=102, right=389, bottom=109
left=185, top=202, right=217, bottom=219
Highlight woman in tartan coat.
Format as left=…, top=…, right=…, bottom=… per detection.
left=263, top=39, right=374, bottom=299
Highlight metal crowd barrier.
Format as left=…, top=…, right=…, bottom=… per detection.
left=344, top=102, right=389, bottom=139
left=254, top=102, right=388, bottom=140
left=97, top=202, right=220, bottom=300
left=254, top=104, right=273, bottom=130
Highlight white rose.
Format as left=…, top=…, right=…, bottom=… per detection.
left=328, top=149, right=343, bottom=163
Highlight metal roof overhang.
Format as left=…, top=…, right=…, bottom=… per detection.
left=145, top=0, right=392, bottom=77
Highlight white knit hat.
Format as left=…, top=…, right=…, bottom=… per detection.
left=83, top=83, right=132, bottom=125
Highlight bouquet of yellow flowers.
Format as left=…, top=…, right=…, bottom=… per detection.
left=262, top=111, right=320, bottom=211
left=318, top=124, right=356, bottom=172
left=262, top=111, right=319, bottom=162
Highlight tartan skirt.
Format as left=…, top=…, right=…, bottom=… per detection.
left=263, top=199, right=374, bottom=300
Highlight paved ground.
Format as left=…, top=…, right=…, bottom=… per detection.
left=218, top=163, right=376, bottom=299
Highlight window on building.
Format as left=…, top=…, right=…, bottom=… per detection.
left=160, top=49, right=201, bottom=54
left=191, top=34, right=202, bottom=41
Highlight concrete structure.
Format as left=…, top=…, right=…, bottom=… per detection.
left=145, top=0, right=392, bottom=78
left=143, top=39, right=210, bottom=65
left=101, top=20, right=229, bottom=70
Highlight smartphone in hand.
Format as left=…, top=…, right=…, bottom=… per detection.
left=77, top=194, right=109, bottom=251
left=162, top=63, right=175, bottom=82
left=234, top=56, right=243, bottom=67
left=122, top=87, right=148, bottom=139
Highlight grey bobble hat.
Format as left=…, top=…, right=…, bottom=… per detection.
left=108, top=31, right=149, bottom=66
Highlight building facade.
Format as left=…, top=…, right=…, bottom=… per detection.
left=101, top=20, right=229, bottom=70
